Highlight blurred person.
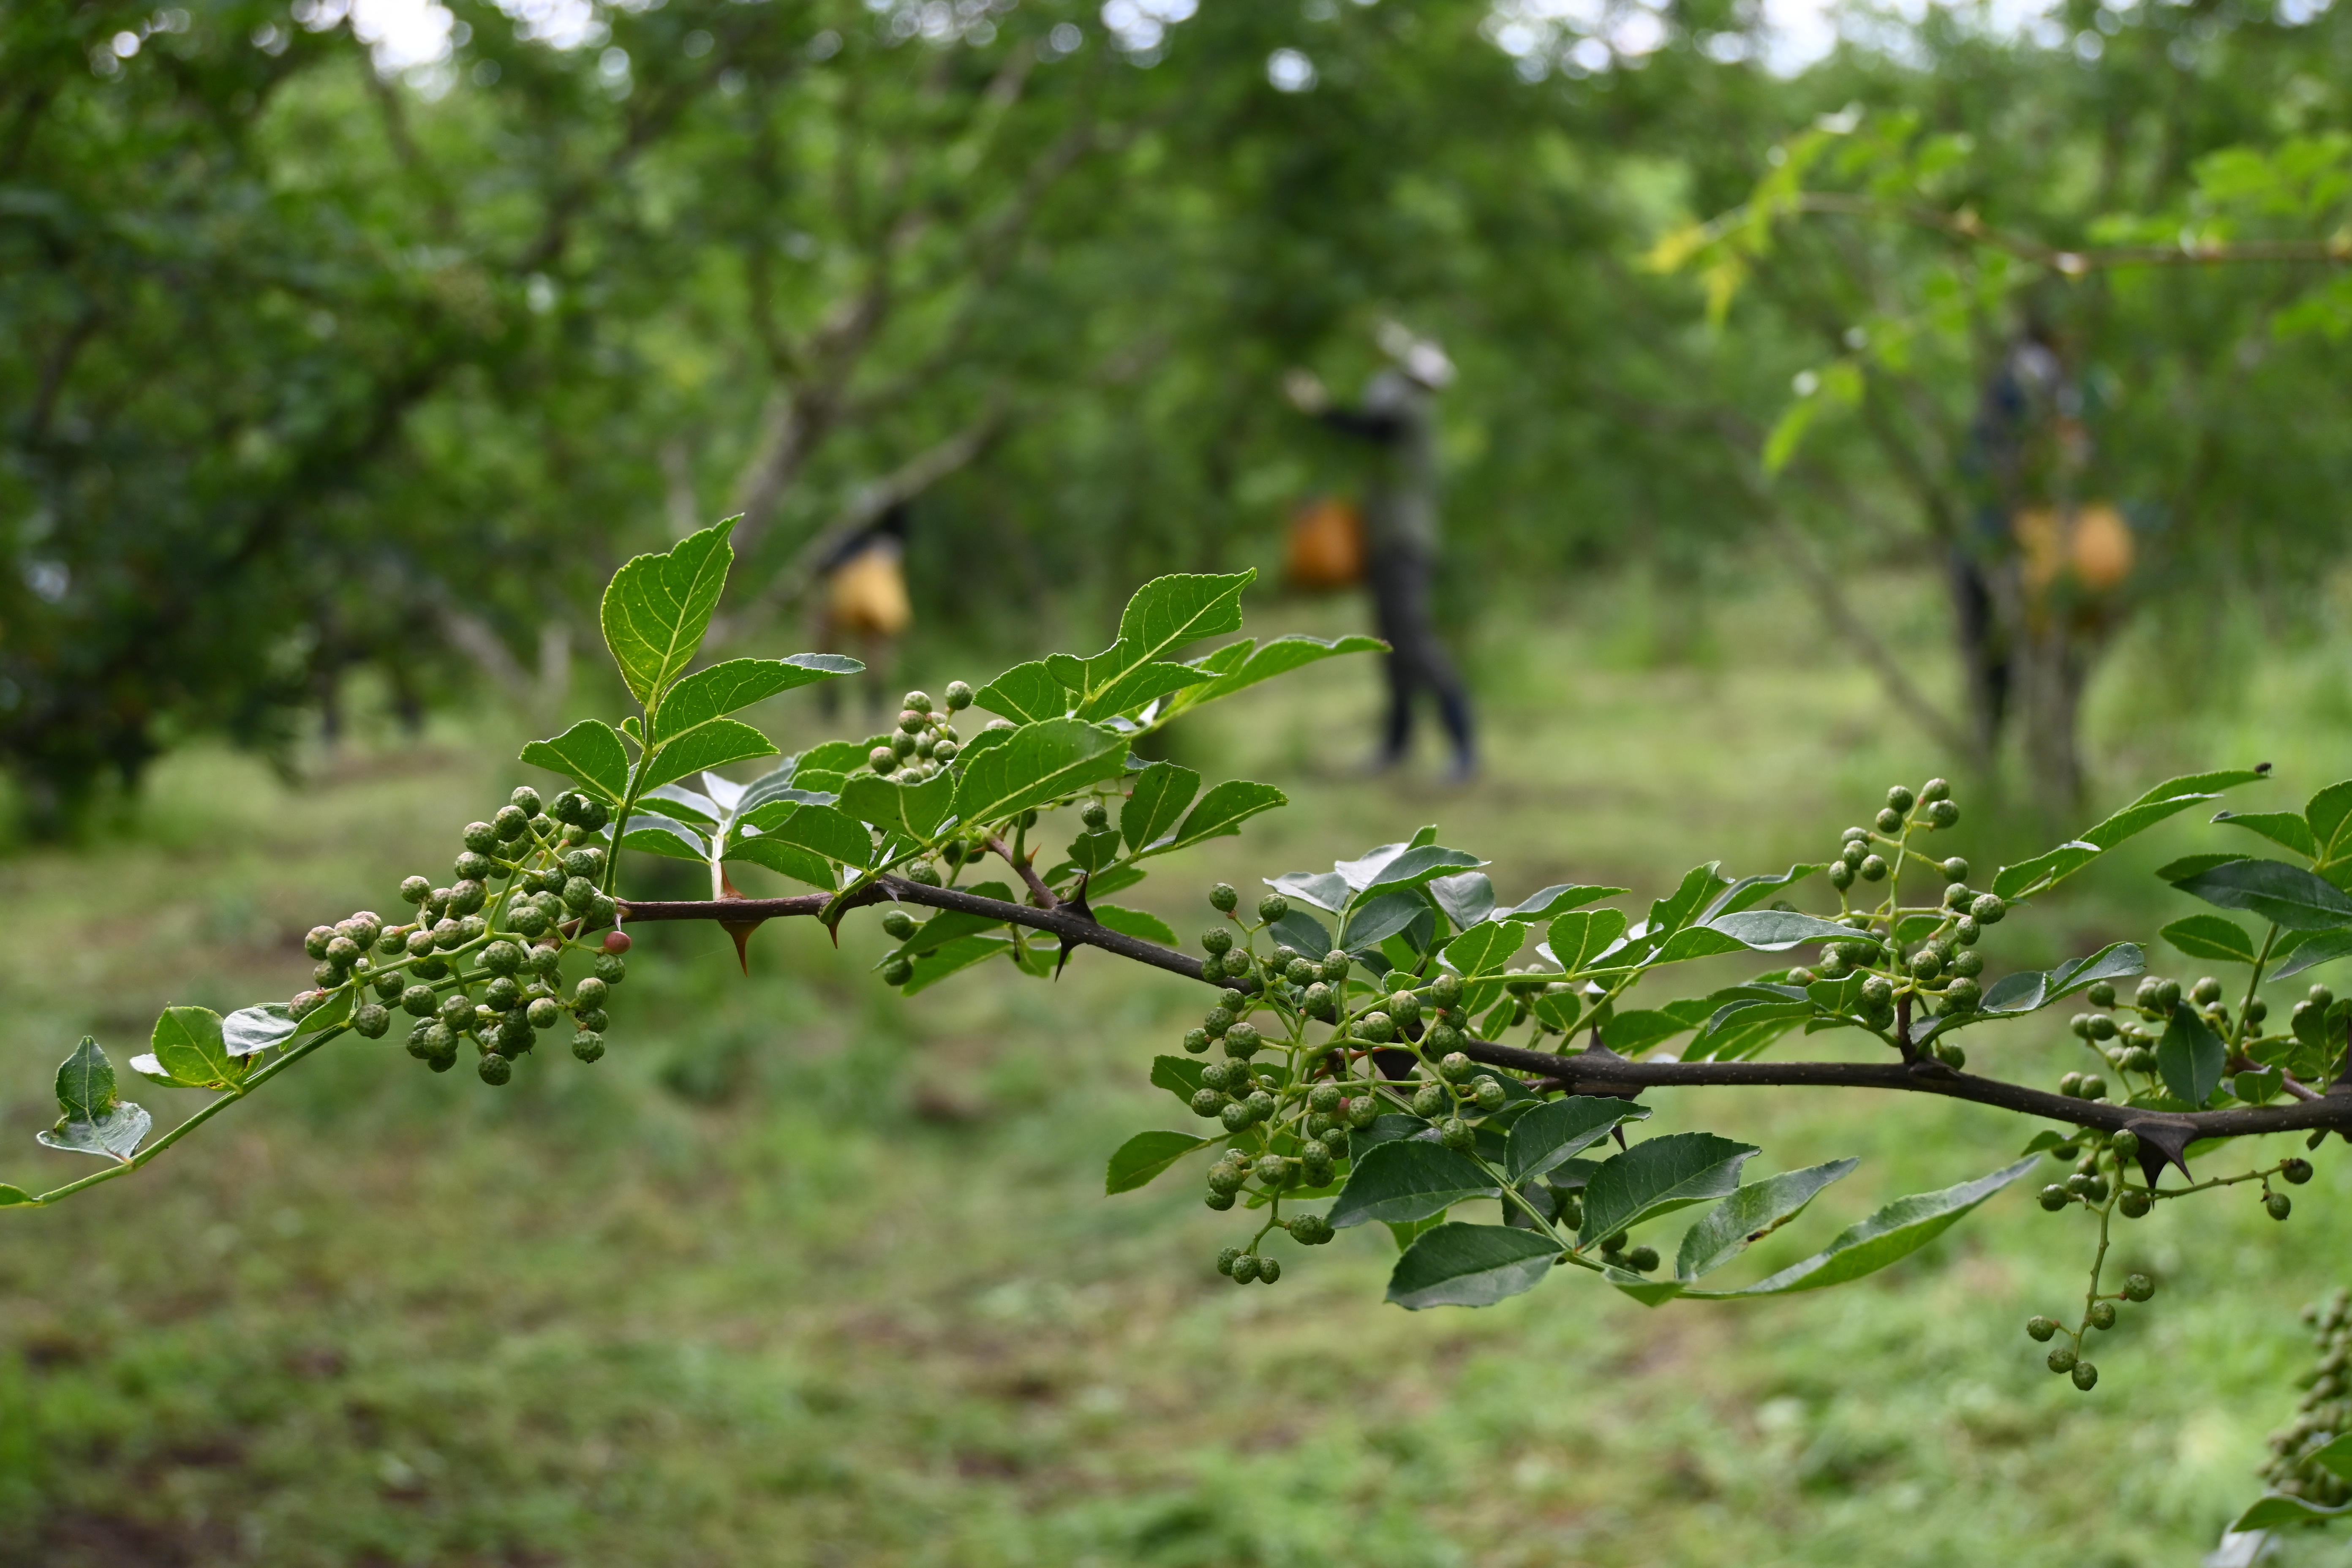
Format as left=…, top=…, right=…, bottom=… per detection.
left=1285, top=323, right=1476, bottom=781
left=813, top=502, right=913, bottom=720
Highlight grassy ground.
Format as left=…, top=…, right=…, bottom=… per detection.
left=5, top=574, right=2352, bottom=1565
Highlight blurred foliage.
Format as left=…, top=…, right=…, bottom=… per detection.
left=4, top=0, right=2351, bottom=830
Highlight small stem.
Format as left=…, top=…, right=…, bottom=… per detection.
left=988, top=835, right=1057, bottom=910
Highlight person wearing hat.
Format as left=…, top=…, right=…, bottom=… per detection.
left=1285, top=323, right=1476, bottom=781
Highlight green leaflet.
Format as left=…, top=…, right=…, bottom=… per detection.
left=1704, top=909, right=1859, bottom=950
left=951, top=718, right=1128, bottom=828
left=2158, top=1001, right=2228, bottom=1106
left=618, top=812, right=710, bottom=863
left=1598, top=1009, right=1696, bottom=1054
left=1674, top=1158, right=1860, bottom=1279
left=1149, top=1054, right=1208, bottom=1108
left=2210, top=808, right=2319, bottom=859
left=1092, top=905, right=1179, bottom=947
left=972, top=661, right=1067, bottom=722
left=725, top=833, right=838, bottom=890
left=1120, top=761, right=1200, bottom=853
left=1385, top=1222, right=1561, bottom=1309
left=1173, top=632, right=1386, bottom=709
left=2232, top=1493, right=2352, bottom=1530
left=1972, top=942, right=2145, bottom=1018
left=755, top=803, right=873, bottom=869
left=520, top=719, right=632, bottom=804
left=1508, top=885, right=1625, bottom=920
left=0, top=1186, right=38, bottom=1207
left=648, top=654, right=857, bottom=745
left=149, top=1006, right=241, bottom=1090
left=1113, top=571, right=1254, bottom=673
left=838, top=770, right=957, bottom=841
left=2309, top=780, right=2352, bottom=868
left=1545, top=908, right=1631, bottom=973
left=38, top=1105, right=152, bottom=1162
left=637, top=718, right=776, bottom=793
left=1992, top=768, right=2270, bottom=900
left=2276, top=927, right=2352, bottom=980
left=1355, top=844, right=1485, bottom=901
left=55, top=1037, right=114, bottom=1123
left=1329, top=1139, right=1500, bottom=1229
left=1342, top=891, right=1429, bottom=952
left=901, top=935, right=1013, bottom=994
left=1104, top=1130, right=1214, bottom=1194
left=2172, top=857, right=2352, bottom=932
left=1146, top=780, right=1288, bottom=857
left=1686, top=1157, right=2040, bottom=1297
left=1439, top=919, right=1528, bottom=976
left=600, top=519, right=735, bottom=713
left=1075, top=659, right=1210, bottom=721
left=1577, top=1132, right=1759, bottom=1247
left=222, top=1005, right=296, bottom=1059
left=1505, top=1097, right=1650, bottom=1183
left=2159, top=914, right=2260, bottom=965
left=1428, top=872, right=1494, bottom=930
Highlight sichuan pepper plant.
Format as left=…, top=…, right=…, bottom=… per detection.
left=12, top=521, right=2352, bottom=1398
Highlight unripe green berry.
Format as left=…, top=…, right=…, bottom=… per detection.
left=1203, top=1191, right=1236, bottom=1211
left=1255, top=1256, right=1281, bottom=1284
left=2268, top=1192, right=2294, bottom=1221
left=944, top=681, right=974, bottom=710
left=1207, top=1161, right=1246, bottom=1194
left=868, top=747, right=898, bottom=774
left=2284, top=1157, right=2314, bottom=1185
left=304, top=926, right=335, bottom=960
left=1623, top=1244, right=1660, bottom=1273
left=571, top=1031, right=605, bottom=1063
left=880, top=956, right=914, bottom=987
left=1216, top=1246, right=1241, bottom=1277
left=1925, top=800, right=1960, bottom=829
left=1473, top=1077, right=1507, bottom=1111
left=2038, top=1184, right=2070, bottom=1212
left=352, top=1004, right=390, bottom=1039
left=1970, top=893, right=2005, bottom=925
left=1950, top=950, right=1983, bottom=977
left=1308, top=1082, right=1342, bottom=1114
left=1223, top=1023, right=1261, bottom=1058
left=2191, top=975, right=2223, bottom=1005
left=1438, top=1118, right=1474, bottom=1151
left=1411, top=1083, right=1448, bottom=1119
left=485, top=977, right=521, bottom=1012
left=2070, top=1360, right=2098, bottom=1391
left=1230, top=1253, right=1260, bottom=1284
left=1345, top=1095, right=1379, bottom=1129
left=2088, top=1301, right=2117, bottom=1331
left=1220, top=1102, right=1255, bottom=1133
left=1319, top=950, right=1352, bottom=983
left=528, top=998, right=560, bottom=1030
left=1356, top=1011, right=1395, bottom=1045
left=2080, top=1075, right=2107, bottom=1101
left=1940, top=855, right=1968, bottom=880
left=479, top=1054, right=513, bottom=1086
left=1257, top=893, right=1289, bottom=923
left=2123, top=1273, right=2154, bottom=1301
left=2026, top=1315, right=2059, bottom=1342
left=1209, top=883, right=1239, bottom=913
left=2046, top=1345, right=2077, bottom=1373
left=1191, top=1088, right=1224, bottom=1118
left=1876, top=807, right=1903, bottom=833
left=1859, top=854, right=1888, bottom=882
left=1200, top=927, right=1234, bottom=956
left=2118, top=1190, right=2151, bottom=1218
left=592, top=953, right=626, bottom=985
left=1828, top=861, right=1856, bottom=890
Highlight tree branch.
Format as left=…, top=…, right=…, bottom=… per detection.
left=614, top=887, right=2352, bottom=1141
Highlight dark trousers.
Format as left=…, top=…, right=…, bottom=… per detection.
left=1367, top=545, right=1474, bottom=766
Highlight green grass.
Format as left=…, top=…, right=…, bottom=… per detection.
left=5, top=574, right=2352, bottom=1565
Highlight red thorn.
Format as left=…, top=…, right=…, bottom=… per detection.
left=717, top=871, right=759, bottom=974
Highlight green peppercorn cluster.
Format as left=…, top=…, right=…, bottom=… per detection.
left=2261, top=1289, right=2352, bottom=1509
left=862, top=684, right=973, bottom=781
left=291, top=785, right=629, bottom=1085
left=1167, top=886, right=1576, bottom=1285
left=1778, top=779, right=1990, bottom=1062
